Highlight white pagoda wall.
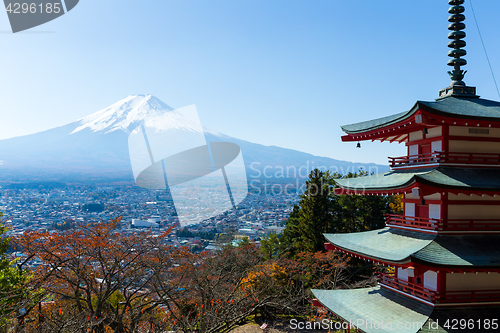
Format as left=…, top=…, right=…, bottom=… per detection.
left=446, top=272, right=500, bottom=291
left=449, top=126, right=500, bottom=137
left=447, top=194, right=500, bottom=220
left=448, top=205, right=500, bottom=220
left=448, top=140, right=500, bottom=154
left=426, top=126, right=442, bottom=138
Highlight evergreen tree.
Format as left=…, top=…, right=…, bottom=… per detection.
left=277, top=169, right=393, bottom=257
left=279, top=169, right=336, bottom=256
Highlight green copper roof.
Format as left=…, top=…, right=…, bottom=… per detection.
left=325, top=228, right=500, bottom=267
left=341, top=110, right=410, bottom=134
left=341, top=97, right=500, bottom=134
left=312, top=287, right=500, bottom=333
left=414, top=235, right=500, bottom=267
left=419, top=97, right=500, bottom=119
left=335, top=167, right=500, bottom=192
left=324, top=228, right=435, bottom=264
left=311, top=287, right=433, bottom=333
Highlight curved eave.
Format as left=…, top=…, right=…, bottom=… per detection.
left=341, top=109, right=415, bottom=134
left=335, top=167, right=500, bottom=195
left=326, top=229, right=500, bottom=268
left=334, top=168, right=432, bottom=195
left=312, top=287, right=500, bottom=333
left=311, top=287, right=434, bottom=333
left=341, top=104, right=420, bottom=143
left=341, top=97, right=500, bottom=142
left=324, top=228, right=436, bottom=265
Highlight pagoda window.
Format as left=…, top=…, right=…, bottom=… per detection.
left=423, top=271, right=437, bottom=291
left=431, top=140, right=442, bottom=152
left=428, top=204, right=441, bottom=220
left=404, top=202, right=415, bottom=217
left=397, top=267, right=409, bottom=282
left=408, top=144, right=418, bottom=160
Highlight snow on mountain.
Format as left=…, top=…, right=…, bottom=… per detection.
left=71, top=94, right=222, bottom=137
left=0, top=94, right=388, bottom=181
left=71, top=94, right=174, bottom=134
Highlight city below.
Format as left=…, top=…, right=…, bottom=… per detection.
left=2, top=181, right=299, bottom=258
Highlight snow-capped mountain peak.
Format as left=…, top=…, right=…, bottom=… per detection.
left=71, top=94, right=174, bottom=134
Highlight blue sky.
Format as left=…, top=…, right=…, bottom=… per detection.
left=1, top=0, right=500, bottom=165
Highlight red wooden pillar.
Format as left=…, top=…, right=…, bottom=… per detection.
left=442, top=125, right=449, bottom=154
left=436, top=269, right=447, bottom=304
left=441, top=191, right=448, bottom=229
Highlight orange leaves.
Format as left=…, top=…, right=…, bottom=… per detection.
left=13, top=216, right=179, bottom=332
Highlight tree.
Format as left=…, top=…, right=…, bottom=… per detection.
left=279, top=169, right=336, bottom=256
left=277, top=168, right=394, bottom=257
left=16, top=218, right=175, bottom=333
left=152, top=244, right=303, bottom=333
left=14, top=219, right=312, bottom=333
left=259, top=232, right=280, bottom=260
left=0, top=213, right=34, bottom=332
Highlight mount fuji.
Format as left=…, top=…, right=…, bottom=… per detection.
left=0, top=95, right=387, bottom=182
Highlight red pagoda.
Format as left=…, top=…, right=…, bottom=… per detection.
left=312, top=1, right=500, bottom=332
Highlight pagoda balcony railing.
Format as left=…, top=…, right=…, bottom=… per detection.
left=386, top=214, right=500, bottom=232
left=389, top=151, right=500, bottom=168
left=378, top=273, right=436, bottom=303
left=379, top=273, right=500, bottom=305
left=435, top=289, right=500, bottom=304
left=385, top=214, right=441, bottom=231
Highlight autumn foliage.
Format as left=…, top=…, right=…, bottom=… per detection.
left=3, top=217, right=346, bottom=333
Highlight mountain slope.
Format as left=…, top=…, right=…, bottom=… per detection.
left=0, top=95, right=388, bottom=181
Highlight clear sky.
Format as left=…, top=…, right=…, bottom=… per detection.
left=1, top=0, right=500, bottom=165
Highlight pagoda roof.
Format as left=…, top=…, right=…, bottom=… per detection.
left=324, top=228, right=435, bottom=265
left=312, top=286, right=500, bottom=333
left=312, top=286, right=433, bottom=333
left=413, top=234, right=500, bottom=268
left=325, top=228, right=500, bottom=267
left=342, top=96, right=500, bottom=135
left=335, top=167, right=500, bottom=194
